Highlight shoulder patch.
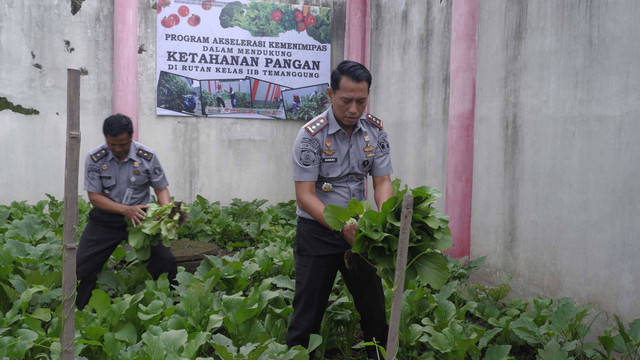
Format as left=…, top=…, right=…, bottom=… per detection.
left=366, top=113, right=383, bottom=130
left=305, top=117, right=328, bottom=136
left=90, top=149, right=108, bottom=162
left=137, top=150, right=153, bottom=161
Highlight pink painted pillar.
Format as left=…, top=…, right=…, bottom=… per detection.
left=113, top=0, right=139, bottom=141
left=444, top=0, right=478, bottom=259
left=344, top=0, right=370, bottom=68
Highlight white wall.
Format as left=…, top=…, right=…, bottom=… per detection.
left=472, top=1, right=640, bottom=324
left=369, top=1, right=452, bottom=207
left=0, top=1, right=113, bottom=203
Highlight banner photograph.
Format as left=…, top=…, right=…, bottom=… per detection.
left=156, top=0, right=332, bottom=120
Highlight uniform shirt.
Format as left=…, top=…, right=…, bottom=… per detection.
left=84, top=141, right=169, bottom=206
left=292, top=106, right=393, bottom=220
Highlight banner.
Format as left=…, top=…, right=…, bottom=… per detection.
left=156, top=0, right=332, bottom=120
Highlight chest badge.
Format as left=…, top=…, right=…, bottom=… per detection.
left=363, top=135, right=375, bottom=152
left=321, top=182, right=333, bottom=192
left=322, top=138, right=336, bottom=156
left=101, top=164, right=108, bottom=171
left=133, top=161, right=139, bottom=168
left=133, top=169, right=140, bottom=175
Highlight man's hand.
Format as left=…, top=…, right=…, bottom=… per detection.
left=342, top=222, right=357, bottom=246
left=123, top=204, right=149, bottom=228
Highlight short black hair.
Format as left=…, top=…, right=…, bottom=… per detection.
left=102, top=113, right=133, bottom=138
left=330, top=60, right=372, bottom=91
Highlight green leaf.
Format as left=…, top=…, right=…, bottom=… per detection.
left=114, top=322, right=137, bottom=345
left=425, top=328, right=455, bottom=353
left=477, top=328, right=502, bottom=350
left=16, top=328, right=38, bottom=343
left=412, top=185, right=442, bottom=199
left=323, top=204, right=349, bottom=230
left=128, top=229, right=147, bottom=249
left=208, top=314, right=224, bottom=332
left=511, top=318, right=541, bottom=345
left=433, top=300, right=456, bottom=327
left=82, top=325, right=109, bottom=340
left=103, top=332, right=126, bottom=359
left=537, top=340, right=568, bottom=360
left=210, top=333, right=237, bottom=359
left=88, top=289, right=111, bottom=318
left=182, top=331, right=210, bottom=359
left=597, top=335, right=615, bottom=354
left=345, top=198, right=365, bottom=217
left=381, top=196, right=399, bottom=216
left=410, top=252, right=449, bottom=290
left=627, top=318, right=640, bottom=343
left=142, top=330, right=166, bottom=359
left=235, top=304, right=260, bottom=324
left=425, top=216, right=441, bottom=229
left=28, top=307, right=51, bottom=322
left=135, top=246, right=151, bottom=261
left=140, top=218, right=162, bottom=235
left=160, top=329, right=188, bottom=353
left=432, top=227, right=453, bottom=250
left=484, top=345, right=511, bottom=360
left=308, top=334, right=322, bottom=353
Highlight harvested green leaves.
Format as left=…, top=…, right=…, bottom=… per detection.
left=127, top=201, right=188, bottom=260
left=323, top=179, right=452, bottom=290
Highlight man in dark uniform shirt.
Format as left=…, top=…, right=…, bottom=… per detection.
left=287, top=61, right=394, bottom=359
left=75, top=113, right=177, bottom=310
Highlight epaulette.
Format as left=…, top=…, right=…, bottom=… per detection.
left=90, top=149, right=108, bottom=162
left=137, top=149, right=153, bottom=161
left=366, top=113, right=383, bottom=130
left=305, top=117, right=328, bottom=136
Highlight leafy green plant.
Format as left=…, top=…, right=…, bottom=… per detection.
left=178, top=197, right=296, bottom=252
left=323, top=179, right=452, bottom=290
left=595, top=316, right=640, bottom=359
left=3, top=194, right=640, bottom=359
left=126, top=201, right=188, bottom=260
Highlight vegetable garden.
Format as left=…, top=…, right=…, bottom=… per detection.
left=1, top=181, right=639, bottom=359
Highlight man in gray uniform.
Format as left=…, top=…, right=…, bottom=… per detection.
left=75, top=113, right=177, bottom=310
left=287, top=61, right=394, bottom=359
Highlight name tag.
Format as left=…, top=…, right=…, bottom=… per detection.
left=99, top=175, right=112, bottom=179
left=322, top=158, right=337, bottom=163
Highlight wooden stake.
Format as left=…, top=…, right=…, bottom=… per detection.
left=61, top=69, right=81, bottom=360
left=385, top=193, right=413, bottom=360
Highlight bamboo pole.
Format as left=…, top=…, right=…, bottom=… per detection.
left=61, top=69, right=81, bottom=360
left=385, top=194, right=413, bottom=360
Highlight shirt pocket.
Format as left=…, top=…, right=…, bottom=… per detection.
left=133, top=171, right=150, bottom=188
left=319, top=157, right=341, bottom=178
left=100, top=175, right=116, bottom=190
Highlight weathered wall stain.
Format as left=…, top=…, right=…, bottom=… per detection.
left=502, top=1, right=527, bottom=258
left=64, top=40, right=75, bottom=53
left=0, top=97, right=40, bottom=115
left=31, top=51, right=42, bottom=69
left=71, top=0, right=85, bottom=15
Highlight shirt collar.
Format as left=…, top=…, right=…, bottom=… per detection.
left=104, top=141, right=137, bottom=162
left=326, top=106, right=363, bottom=135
